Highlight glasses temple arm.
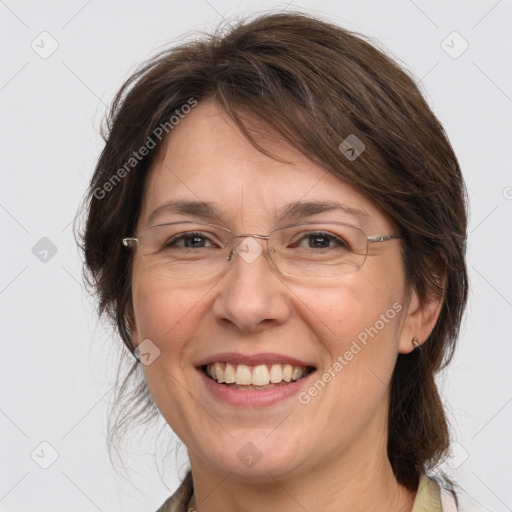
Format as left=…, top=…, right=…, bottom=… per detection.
left=367, top=234, right=405, bottom=243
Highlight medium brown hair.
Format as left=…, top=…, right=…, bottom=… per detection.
left=80, top=11, right=468, bottom=492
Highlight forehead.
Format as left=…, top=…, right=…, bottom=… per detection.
left=139, top=101, right=388, bottom=231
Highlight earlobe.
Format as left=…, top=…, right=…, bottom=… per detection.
left=398, top=286, right=444, bottom=354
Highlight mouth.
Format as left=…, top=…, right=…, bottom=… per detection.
left=200, top=362, right=316, bottom=391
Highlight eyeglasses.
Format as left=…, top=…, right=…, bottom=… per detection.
left=122, top=221, right=404, bottom=280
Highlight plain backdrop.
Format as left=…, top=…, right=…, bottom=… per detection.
left=1, top=1, right=511, bottom=511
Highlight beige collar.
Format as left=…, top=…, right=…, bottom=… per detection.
left=411, top=474, right=443, bottom=512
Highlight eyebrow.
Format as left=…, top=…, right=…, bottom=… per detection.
left=146, top=199, right=370, bottom=226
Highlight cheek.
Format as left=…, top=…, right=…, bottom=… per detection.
left=130, top=275, right=214, bottom=436
left=131, top=266, right=208, bottom=345
left=131, top=273, right=218, bottom=407
left=299, top=271, right=404, bottom=345
left=294, top=270, right=406, bottom=397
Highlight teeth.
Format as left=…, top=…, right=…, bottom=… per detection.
left=282, top=364, right=293, bottom=382
left=214, top=362, right=224, bottom=383
left=205, top=362, right=312, bottom=386
left=252, top=365, right=270, bottom=386
left=224, top=362, right=236, bottom=383
left=269, top=364, right=283, bottom=383
left=291, top=366, right=303, bottom=381
left=235, top=364, right=252, bottom=385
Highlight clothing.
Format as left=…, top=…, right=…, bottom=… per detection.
left=155, top=471, right=461, bottom=512
left=156, top=470, right=193, bottom=512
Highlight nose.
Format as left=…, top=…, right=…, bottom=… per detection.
left=211, top=236, right=291, bottom=333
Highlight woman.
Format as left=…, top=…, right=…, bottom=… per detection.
left=81, top=12, right=472, bottom=511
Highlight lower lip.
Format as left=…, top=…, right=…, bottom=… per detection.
left=197, top=368, right=316, bottom=407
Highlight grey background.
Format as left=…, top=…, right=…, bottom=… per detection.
left=1, top=0, right=511, bottom=510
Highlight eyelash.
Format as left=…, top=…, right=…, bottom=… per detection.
left=164, top=231, right=350, bottom=250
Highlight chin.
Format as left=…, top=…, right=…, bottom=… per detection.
left=192, top=431, right=314, bottom=482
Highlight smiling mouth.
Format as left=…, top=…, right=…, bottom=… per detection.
left=201, top=362, right=316, bottom=390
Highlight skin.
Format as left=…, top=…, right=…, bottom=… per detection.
left=130, top=100, right=443, bottom=512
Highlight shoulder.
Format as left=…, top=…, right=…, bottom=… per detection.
left=155, top=470, right=194, bottom=512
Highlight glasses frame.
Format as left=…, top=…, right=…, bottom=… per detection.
left=122, top=221, right=404, bottom=279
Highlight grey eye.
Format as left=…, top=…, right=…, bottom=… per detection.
left=293, top=232, right=350, bottom=250
left=165, top=232, right=217, bottom=249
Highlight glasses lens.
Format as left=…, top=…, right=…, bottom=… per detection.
left=135, top=221, right=368, bottom=280
left=269, top=222, right=368, bottom=278
left=138, top=222, right=232, bottom=280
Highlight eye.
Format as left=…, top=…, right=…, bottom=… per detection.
left=292, top=231, right=350, bottom=250
left=165, top=231, right=219, bottom=249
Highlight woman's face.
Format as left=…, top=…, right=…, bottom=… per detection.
left=131, top=100, right=422, bottom=481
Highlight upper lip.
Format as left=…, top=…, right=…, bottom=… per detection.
left=195, top=352, right=316, bottom=368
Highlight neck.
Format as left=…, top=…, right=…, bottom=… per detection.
left=186, top=427, right=417, bottom=512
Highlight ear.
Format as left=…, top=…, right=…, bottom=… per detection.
left=398, top=285, right=444, bottom=354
